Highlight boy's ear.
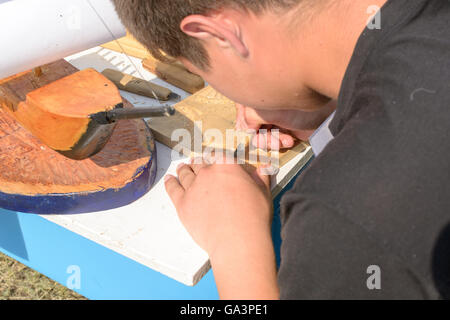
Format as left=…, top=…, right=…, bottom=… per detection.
left=180, top=15, right=249, bottom=58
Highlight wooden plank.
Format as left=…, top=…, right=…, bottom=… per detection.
left=0, top=60, right=157, bottom=214
left=101, top=34, right=150, bottom=60
left=147, top=86, right=309, bottom=169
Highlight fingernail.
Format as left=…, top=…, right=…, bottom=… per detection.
left=164, top=175, right=173, bottom=182
left=282, top=138, right=294, bottom=147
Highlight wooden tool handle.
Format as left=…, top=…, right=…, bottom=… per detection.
left=143, top=57, right=205, bottom=94
left=101, top=69, right=172, bottom=101
left=91, top=105, right=175, bottom=124
left=105, top=106, right=175, bottom=122
left=0, top=84, right=21, bottom=112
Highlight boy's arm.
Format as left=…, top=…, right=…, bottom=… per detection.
left=165, top=161, right=279, bottom=299
left=209, top=218, right=279, bottom=300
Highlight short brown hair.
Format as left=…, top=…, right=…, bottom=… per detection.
left=112, top=0, right=302, bottom=69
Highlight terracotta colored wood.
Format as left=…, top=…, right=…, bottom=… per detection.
left=146, top=86, right=308, bottom=169
left=0, top=105, right=153, bottom=195
left=101, top=68, right=172, bottom=101
left=0, top=92, right=157, bottom=214
left=0, top=63, right=122, bottom=158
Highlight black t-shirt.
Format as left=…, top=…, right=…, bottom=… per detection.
left=279, top=0, right=450, bottom=299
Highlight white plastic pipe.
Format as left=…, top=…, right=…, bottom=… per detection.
left=0, top=0, right=126, bottom=79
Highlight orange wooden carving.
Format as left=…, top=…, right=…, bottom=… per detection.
left=0, top=64, right=122, bottom=154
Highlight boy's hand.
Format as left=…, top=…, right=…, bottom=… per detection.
left=236, top=101, right=336, bottom=150
left=164, top=159, right=272, bottom=257
left=164, top=159, right=279, bottom=299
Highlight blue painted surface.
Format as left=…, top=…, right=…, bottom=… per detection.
left=0, top=157, right=312, bottom=299
left=272, top=157, right=314, bottom=267
left=0, top=121, right=157, bottom=215
left=0, top=209, right=219, bottom=300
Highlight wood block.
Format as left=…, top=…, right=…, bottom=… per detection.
left=0, top=65, right=123, bottom=159
left=0, top=61, right=157, bottom=214
left=146, top=86, right=308, bottom=169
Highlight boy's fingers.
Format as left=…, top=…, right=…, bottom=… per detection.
left=176, top=163, right=196, bottom=189
left=278, top=133, right=296, bottom=148
left=252, top=132, right=267, bottom=149
left=164, top=175, right=184, bottom=206
left=252, top=131, right=295, bottom=150
left=235, top=104, right=250, bottom=131
left=190, top=159, right=208, bottom=175
left=235, top=104, right=263, bottom=131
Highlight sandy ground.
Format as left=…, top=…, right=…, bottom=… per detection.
left=0, top=252, right=86, bottom=300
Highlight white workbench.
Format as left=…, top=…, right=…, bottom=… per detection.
left=40, top=47, right=313, bottom=286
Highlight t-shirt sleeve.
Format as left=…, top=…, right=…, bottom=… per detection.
left=278, top=197, right=429, bottom=299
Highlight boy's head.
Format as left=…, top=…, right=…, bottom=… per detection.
left=113, top=0, right=329, bottom=110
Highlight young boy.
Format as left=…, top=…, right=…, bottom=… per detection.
left=112, top=0, right=450, bottom=299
